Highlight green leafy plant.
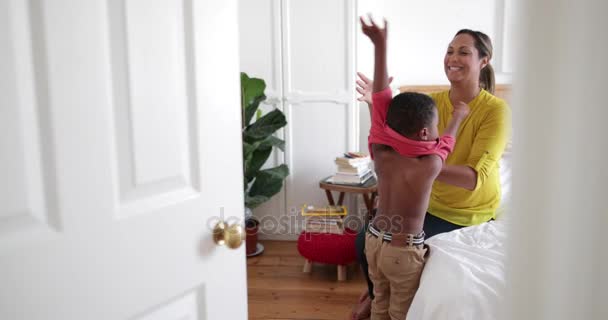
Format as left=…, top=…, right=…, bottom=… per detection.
left=241, top=72, right=289, bottom=209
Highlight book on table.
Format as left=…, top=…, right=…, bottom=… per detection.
left=330, top=152, right=374, bottom=185
left=336, top=163, right=371, bottom=175
left=301, top=205, right=347, bottom=216
left=329, top=170, right=374, bottom=185
left=323, top=175, right=377, bottom=188
left=304, top=223, right=344, bottom=234
left=301, top=205, right=346, bottom=234
left=335, top=157, right=371, bottom=168
left=304, top=216, right=344, bottom=234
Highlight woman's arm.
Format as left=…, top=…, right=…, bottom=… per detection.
left=436, top=165, right=477, bottom=190
left=441, top=104, right=511, bottom=191
left=356, top=72, right=393, bottom=118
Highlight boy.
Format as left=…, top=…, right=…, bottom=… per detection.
left=360, top=16, right=469, bottom=320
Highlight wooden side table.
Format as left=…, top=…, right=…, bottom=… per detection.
left=319, top=177, right=378, bottom=221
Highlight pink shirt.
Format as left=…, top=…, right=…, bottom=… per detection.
left=368, top=87, right=455, bottom=161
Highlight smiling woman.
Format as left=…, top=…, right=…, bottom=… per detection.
left=445, top=30, right=495, bottom=95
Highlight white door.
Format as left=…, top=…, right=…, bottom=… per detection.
left=0, top=0, right=247, bottom=319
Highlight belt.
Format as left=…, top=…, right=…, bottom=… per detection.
left=368, top=223, right=425, bottom=246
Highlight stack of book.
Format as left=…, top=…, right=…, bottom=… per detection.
left=328, top=152, right=374, bottom=185
left=301, top=205, right=347, bottom=234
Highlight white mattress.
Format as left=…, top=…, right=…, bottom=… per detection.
left=407, top=218, right=508, bottom=320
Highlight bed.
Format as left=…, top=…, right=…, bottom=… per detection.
left=407, top=154, right=512, bottom=320
left=407, top=216, right=508, bottom=319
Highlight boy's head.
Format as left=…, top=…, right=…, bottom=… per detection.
left=386, top=92, right=439, bottom=141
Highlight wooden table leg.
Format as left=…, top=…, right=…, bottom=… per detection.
left=337, top=265, right=347, bottom=281
left=370, top=192, right=378, bottom=220
left=362, top=193, right=373, bottom=213
left=363, top=192, right=377, bottom=225
left=371, top=192, right=378, bottom=210
left=324, top=190, right=335, bottom=205
left=303, top=259, right=312, bottom=273
left=337, top=192, right=345, bottom=205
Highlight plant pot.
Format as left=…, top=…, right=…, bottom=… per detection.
left=245, top=217, right=260, bottom=256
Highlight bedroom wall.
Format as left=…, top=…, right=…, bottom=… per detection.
left=239, top=0, right=515, bottom=239
left=357, top=0, right=515, bottom=85
left=239, top=0, right=358, bottom=240
left=357, top=0, right=516, bottom=152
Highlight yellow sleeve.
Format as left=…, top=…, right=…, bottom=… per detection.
left=466, top=103, right=511, bottom=191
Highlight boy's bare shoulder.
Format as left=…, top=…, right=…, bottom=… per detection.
left=417, top=154, right=443, bottom=177
left=372, top=144, right=442, bottom=169
left=372, top=143, right=393, bottom=155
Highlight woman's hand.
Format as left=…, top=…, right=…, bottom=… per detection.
left=356, top=72, right=393, bottom=106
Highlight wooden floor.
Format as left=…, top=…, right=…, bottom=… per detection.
left=247, top=240, right=366, bottom=320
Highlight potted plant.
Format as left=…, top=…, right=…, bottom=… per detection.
left=241, top=72, right=289, bottom=256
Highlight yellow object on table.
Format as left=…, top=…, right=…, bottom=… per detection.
left=301, top=204, right=348, bottom=216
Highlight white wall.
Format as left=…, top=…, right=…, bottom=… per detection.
left=357, top=0, right=515, bottom=152
left=357, top=0, right=513, bottom=85
left=239, top=0, right=358, bottom=240
left=239, top=0, right=287, bottom=239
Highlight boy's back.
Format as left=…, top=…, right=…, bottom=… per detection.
left=367, top=87, right=457, bottom=236
left=372, top=144, right=442, bottom=234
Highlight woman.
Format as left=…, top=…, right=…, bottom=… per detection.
left=352, top=29, right=511, bottom=319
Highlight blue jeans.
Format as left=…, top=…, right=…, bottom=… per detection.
left=355, top=212, right=464, bottom=299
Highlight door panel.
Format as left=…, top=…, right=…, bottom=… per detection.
left=0, top=0, right=247, bottom=319
left=108, top=0, right=201, bottom=217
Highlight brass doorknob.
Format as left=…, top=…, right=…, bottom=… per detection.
left=213, top=221, right=244, bottom=249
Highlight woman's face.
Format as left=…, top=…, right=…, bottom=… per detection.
left=444, top=33, right=488, bottom=85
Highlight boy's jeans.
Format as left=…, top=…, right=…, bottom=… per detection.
left=365, top=232, right=427, bottom=320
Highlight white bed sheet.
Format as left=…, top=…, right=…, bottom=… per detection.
left=407, top=218, right=508, bottom=320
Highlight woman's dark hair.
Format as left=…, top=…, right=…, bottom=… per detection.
left=455, top=29, right=495, bottom=94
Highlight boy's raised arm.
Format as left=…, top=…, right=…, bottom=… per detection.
left=360, top=16, right=388, bottom=93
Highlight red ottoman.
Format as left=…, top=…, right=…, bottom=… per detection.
left=297, top=228, right=358, bottom=281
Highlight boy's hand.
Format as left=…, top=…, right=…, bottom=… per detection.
left=356, top=72, right=393, bottom=105
left=360, top=15, right=387, bottom=45
left=361, top=15, right=389, bottom=93
left=444, top=101, right=470, bottom=137
left=453, top=101, right=470, bottom=120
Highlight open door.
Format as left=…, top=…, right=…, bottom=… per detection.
left=0, top=0, right=247, bottom=319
